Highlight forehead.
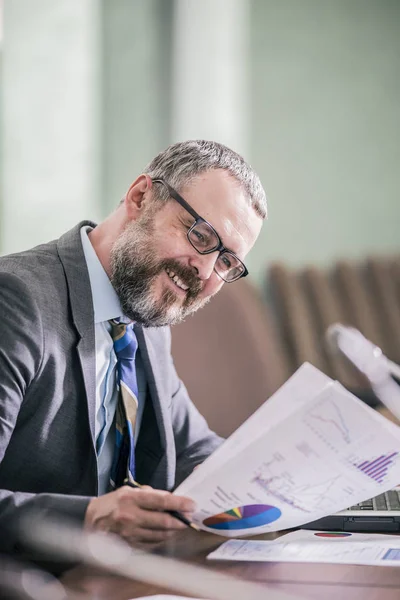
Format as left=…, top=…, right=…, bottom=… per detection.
left=176, top=169, right=263, bottom=257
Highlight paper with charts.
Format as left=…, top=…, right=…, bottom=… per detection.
left=206, top=534, right=400, bottom=567
left=175, top=363, right=400, bottom=536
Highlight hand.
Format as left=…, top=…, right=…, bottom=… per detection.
left=84, top=485, right=196, bottom=544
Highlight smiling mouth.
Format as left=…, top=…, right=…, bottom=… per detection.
left=165, top=268, right=190, bottom=292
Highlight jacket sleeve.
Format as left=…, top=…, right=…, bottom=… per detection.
left=164, top=329, right=224, bottom=487
left=0, top=272, right=90, bottom=556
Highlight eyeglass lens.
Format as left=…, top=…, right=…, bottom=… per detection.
left=188, top=221, right=219, bottom=252
left=188, top=222, right=244, bottom=282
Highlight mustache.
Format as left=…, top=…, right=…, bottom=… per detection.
left=159, top=259, right=202, bottom=297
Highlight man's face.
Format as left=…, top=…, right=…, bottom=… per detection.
left=110, top=169, right=263, bottom=327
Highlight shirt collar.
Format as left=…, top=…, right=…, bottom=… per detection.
left=80, top=225, right=123, bottom=324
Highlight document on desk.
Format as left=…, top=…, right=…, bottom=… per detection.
left=132, top=597, right=207, bottom=600
left=273, top=528, right=400, bottom=543
left=175, top=363, right=400, bottom=537
left=207, top=536, right=400, bottom=566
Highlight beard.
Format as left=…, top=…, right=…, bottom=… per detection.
left=109, top=218, right=210, bottom=327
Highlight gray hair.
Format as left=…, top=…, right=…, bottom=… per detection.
left=143, top=140, right=267, bottom=219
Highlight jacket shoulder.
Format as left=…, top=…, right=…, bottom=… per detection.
left=0, top=240, right=66, bottom=311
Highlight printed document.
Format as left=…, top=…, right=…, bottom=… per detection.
left=207, top=534, right=400, bottom=567
left=273, top=528, right=400, bottom=544
left=175, top=363, right=400, bottom=536
left=132, top=597, right=206, bottom=600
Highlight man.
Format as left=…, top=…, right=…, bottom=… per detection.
left=0, top=140, right=266, bottom=552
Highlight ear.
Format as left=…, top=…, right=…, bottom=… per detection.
left=124, top=174, right=153, bottom=221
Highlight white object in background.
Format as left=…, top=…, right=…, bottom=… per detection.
left=24, top=516, right=293, bottom=600
left=326, top=323, right=400, bottom=420
left=172, top=0, right=249, bottom=154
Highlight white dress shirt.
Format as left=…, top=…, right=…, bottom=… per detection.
left=80, top=226, right=145, bottom=494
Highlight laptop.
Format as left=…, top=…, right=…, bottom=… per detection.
left=303, top=487, right=400, bottom=532
left=304, top=324, right=400, bottom=533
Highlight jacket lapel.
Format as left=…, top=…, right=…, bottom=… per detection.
left=57, top=221, right=97, bottom=446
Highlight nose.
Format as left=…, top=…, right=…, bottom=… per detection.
left=189, top=251, right=219, bottom=281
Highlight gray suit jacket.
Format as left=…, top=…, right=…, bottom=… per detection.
left=0, top=222, right=222, bottom=553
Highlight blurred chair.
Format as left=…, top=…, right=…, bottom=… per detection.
left=171, top=278, right=290, bottom=437
left=268, top=256, right=400, bottom=406
left=366, top=258, right=400, bottom=365
left=267, top=263, right=328, bottom=373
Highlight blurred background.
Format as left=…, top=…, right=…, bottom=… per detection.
left=1, top=0, right=399, bottom=288
left=2, top=0, right=400, bottom=432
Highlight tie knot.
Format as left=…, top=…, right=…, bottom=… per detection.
left=109, top=319, right=138, bottom=360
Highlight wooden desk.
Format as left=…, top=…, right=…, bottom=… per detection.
left=62, top=529, right=400, bottom=600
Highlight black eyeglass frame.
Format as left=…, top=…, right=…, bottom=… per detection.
left=152, top=178, right=249, bottom=283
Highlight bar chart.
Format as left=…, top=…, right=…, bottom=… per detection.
left=354, top=452, right=399, bottom=484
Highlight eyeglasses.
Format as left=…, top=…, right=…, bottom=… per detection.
left=152, top=178, right=249, bottom=283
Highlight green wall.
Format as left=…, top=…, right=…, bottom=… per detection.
left=248, top=0, right=400, bottom=284
left=2, top=1, right=399, bottom=289
left=101, top=0, right=173, bottom=213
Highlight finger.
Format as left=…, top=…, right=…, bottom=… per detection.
left=117, top=504, right=187, bottom=531
left=126, top=527, right=176, bottom=544
left=135, top=508, right=188, bottom=531
left=114, top=502, right=187, bottom=534
left=133, top=489, right=196, bottom=513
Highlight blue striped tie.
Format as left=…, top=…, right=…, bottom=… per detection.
left=109, top=319, right=139, bottom=488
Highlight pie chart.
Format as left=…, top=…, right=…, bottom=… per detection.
left=314, top=532, right=352, bottom=538
left=203, top=504, right=282, bottom=530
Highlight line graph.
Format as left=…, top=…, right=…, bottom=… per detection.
left=252, top=466, right=342, bottom=514
left=303, top=399, right=352, bottom=446
left=252, top=473, right=309, bottom=512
